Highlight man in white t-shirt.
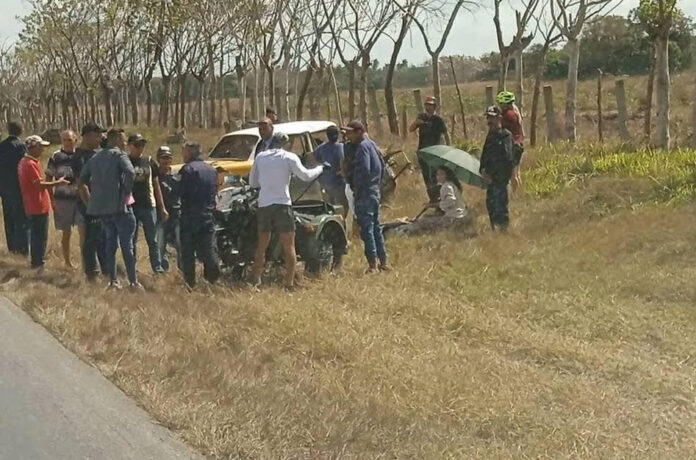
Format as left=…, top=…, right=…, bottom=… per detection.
left=249, top=132, right=328, bottom=289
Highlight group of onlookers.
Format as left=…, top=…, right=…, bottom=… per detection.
left=0, top=91, right=523, bottom=289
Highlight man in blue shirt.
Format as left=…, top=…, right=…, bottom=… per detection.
left=0, top=121, right=29, bottom=255
left=314, top=125, right=348, bottom=218
left=178, top=141, right=220, bottom=288
left=343, top=121, right=388, bottom=273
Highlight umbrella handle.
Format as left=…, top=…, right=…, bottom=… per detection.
left=413, top=204, right=431, bottom=221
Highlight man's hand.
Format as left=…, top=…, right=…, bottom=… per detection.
left=414, top=118, right=424, bottom=127
left=51, top=200, right=57, bottom=212
left=321, top=162, right=332, bottom=173
left=160, top=208, right=169, bottom=222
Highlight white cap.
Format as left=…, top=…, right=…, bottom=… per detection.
left=25, top=135, right=50, bottom=147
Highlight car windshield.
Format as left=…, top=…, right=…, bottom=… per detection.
left=209, top=135, right=257, bottom=160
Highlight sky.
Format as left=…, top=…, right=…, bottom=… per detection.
left=2, top=0, right=696, bottom=65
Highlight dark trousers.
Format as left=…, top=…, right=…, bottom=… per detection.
left=180, top=214, right=220, bottom=287
left=417, top=154, right=440, bottom=203
left=28, top=213, right=48, bottom=268
left=486, top=183, right=510, bottom=230
left=355, top=196, right=387, bottom=265
left=102, top=210, right=138, bottom=284
left=2, top=191, right=28, bottom=255
left=82, top=213, right=107, bottom=279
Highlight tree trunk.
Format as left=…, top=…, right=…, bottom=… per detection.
left=644, top=50, right=656, bottom=141
left=207, top=43, right=217, bottom=128
left=529, top=68, right=543, bottom=146
left=544, top=85, right=558, bottom=142
left=385, top=17, right=410, bottom=136
left=347, top=62, right=356, bottom=121
left=197, top=78, right=205, bottom=128
left=565, top=37, right=581, bottom=142
left=130, top=85, right=139, bottom=126
left=267, top=66, right=275, bottom=109
left=159, top=76, right=171, bottom=127
left=258, top=63, right=266, bottom=117
left=238, top=75, right=247, bottom=125
left=514, top=48, right=524, bottom=109
left=145, top=78, right=153, bottom=126
left=179, top=74, right=187, bottom=129
left=498, top=55, right=509, bottom=92
left=89, top=90, right=97, bottom=122
left=329, top=64, right=343, bottom=127
left=655, top=35, right=670, bottom=149
left=296, top=64, right=314, bottom=121
left=359, top=52, right=369, bottom=128
left=432, top=53, right=442, bottom=108
left=102, top=84, right=114, bottom=127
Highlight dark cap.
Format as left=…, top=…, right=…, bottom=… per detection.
left=127, top=133, right=148, bottom=145
left=341, top=120, right=365, bottom=132
left=326, top=125, right=340, bottom=135
left=265, top=106, right=277, bottom=115
left=485, top=106, right=502, bottom=117
left=81, top=122, right=106, bottom=136
left=156, top=146, right=172, bottom=157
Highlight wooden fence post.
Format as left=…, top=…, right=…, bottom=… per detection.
left=368, top=86, right=383, bottom=139
left=400, top=106, right=408, bottom=140
left=615, top=79, right=631, bottom=142
left=449, top=56, right=468, bottom=139
left=597, top=70, right=603, bottom=142
left=543, top=85, right=558, bottom=143
left=412, top=89, right=423, bottom=114
left=485, top=86, right=494, bottom=107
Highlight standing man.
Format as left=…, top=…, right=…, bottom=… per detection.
left=250, top=132, right=326, bottom=289
left=314, top=125, right=348, bottom=218
left=496, top=91, right=525, bottom=191
left=255, top=117, right=274, bottom=155
left=343, top=121, right=388, bottom=273
left=178, top=141, right=220, bottom=288
left=46, top=130, right=81, bottom=268
left=73, top=123, right=107, bottom=280
left=78, top=128, right=139, bottom=289
left=409, top=96, right=447, bottom=203
left=18, top=135, right=68, bottom=269
left=155, top=146, right=181, bottom=272
left=127, top=133, right=167, bottom=274
left=0, top=121, right=29, bottom=255
left=479, top=106, right=514, bottom=231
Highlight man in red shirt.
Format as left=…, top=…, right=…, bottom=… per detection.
left=18, top=135, right=68, bottom=269
left=496, top=91, right=525, bottom=192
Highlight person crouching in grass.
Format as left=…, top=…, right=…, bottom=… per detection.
left=18, top=135, right=69, bottom=269
left=479, top=106, right=514, bottom=232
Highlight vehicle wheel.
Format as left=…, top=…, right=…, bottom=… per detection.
left=305, top=234, right=333, bottom=275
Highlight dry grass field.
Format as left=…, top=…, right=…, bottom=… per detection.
left=1, top=74, right=696, bottom=458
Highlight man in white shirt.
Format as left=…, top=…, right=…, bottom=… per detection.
left=249, top=132, right=327, bottom=289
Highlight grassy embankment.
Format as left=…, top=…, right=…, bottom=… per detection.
left=1, top=121, right=696, bottom=457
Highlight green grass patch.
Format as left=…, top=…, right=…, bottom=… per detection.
left=525, top=146, right=696, bottom=204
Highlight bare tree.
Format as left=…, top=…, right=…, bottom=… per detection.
left=552, top=0, right=618, bottom=142
left=493, top=0, right=539, bottom=107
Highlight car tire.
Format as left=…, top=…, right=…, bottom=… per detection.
left=305, top=234, right=333, bottom=275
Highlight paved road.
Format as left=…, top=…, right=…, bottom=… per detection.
left=0, top=296, right=202, bottom=460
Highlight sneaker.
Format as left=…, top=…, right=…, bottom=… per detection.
left=129, top=282, right=145, bottom=292
left=107, top=280, right=122, bottom=290
left=378, top=264, right=391, bottom=272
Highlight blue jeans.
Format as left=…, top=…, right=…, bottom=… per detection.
left=180, top=214, right=220, bottom=287
left=27, top=213, right=48, bottom=268
left=156, top=216, right=181, bottom=272
left=355, top=196, right=387, bottom=265
left=133, top=206, right=163, bottom=273
left=82, top=213, right=107, bottom=280
left=102, top=209, right=137, bottom=284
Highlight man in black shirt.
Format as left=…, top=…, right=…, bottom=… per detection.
left=127, top=133, right=167, bottom=274
left=73, top=122, right=107, bottom=280
left=0, top=121, right=29, bottom=254
left=409, top=96, right=447, bottom=203
left=178, top=141, right=220, bottom=288
left=479, top=106, right=514, bottom=231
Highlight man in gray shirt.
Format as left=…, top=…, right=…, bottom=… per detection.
left=78, top=128, right=139, bottom=290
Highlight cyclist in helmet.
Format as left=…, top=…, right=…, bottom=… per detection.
left=496, top=91, right=524, bottom=192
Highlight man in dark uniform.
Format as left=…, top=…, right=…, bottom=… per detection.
left=409, top=97, right=447, bottom=203
left=73, top=123, right=107, bottom=280
left=479, top=106, right=514, bottom=231
left=178, top=141, right=220, bottom=288
left=0, top=121, right=29, bottom=254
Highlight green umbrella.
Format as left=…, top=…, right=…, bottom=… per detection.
left=418, top=145, right=486, bottom=189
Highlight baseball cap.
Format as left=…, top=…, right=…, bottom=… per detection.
left=341, top=120, right=365, bottom=132
left=25, top=135, right=50, bottom=148
left=127, top=133, right=147, bottom=145
left=425, top=96, right=437, bottom=105
left=156, top=146, right=172, bottom=157
left=485, top=106, right=502, bottom=117
left=81, top=122, right=106, bottom=136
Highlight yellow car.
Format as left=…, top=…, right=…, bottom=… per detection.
left=173, top=121, right=338, bottom=186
